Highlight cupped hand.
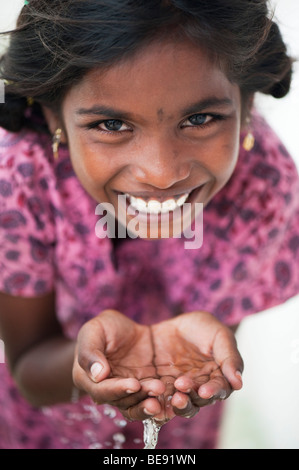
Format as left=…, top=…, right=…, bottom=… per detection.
left=73, top=309, right=243, bottom=423
left=150, top=311, right=243, bottom=422
left=73, top=309, right=166, bottom=421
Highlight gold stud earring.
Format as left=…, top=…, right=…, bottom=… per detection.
left=243, top=119, right=255, bottom=152
left=52, top=128, right=62, bottom=161
left=26, top=96, right=34, bottom=107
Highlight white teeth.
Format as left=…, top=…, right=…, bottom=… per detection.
left=147, top=200, right=163, bottom=214
left=125, top=192, right=189, bottom=214
left=161, top=199, right=177, bottom=212
left=130, top=196, right=147, bottom=211
left=176, top=194, right=189, bottom=207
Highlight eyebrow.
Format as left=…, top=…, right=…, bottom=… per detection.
left=181, top=97, right=233, bottom=116
left=76, top=105, right=133, bottom=120
left=75, top=97, right=234, bottom=119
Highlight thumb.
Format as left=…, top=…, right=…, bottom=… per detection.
left=76, top=318, right=111, bottom=383
left=89, top=356, right=110, bottom=383
left=221, top=356, right=243, bottom=391
left=213, top=328, right=244, bottom=391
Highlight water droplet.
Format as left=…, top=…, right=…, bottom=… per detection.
left=114, top=418, right=127, bottom=428
left=113, top=432, right=126, bottom=448
left=88, top=442, right=103, bottom=449
left=113, top=432, right=126, bottom=442
left=103, top=405, right=117, bottom=419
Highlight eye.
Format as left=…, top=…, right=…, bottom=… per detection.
left=189, top=114, right=213, bottom=126
left=98, top=119, right=130, bottom=132
left=182, top=113, right=214, bottom=128
left=86, top=119, right=132, bottom=134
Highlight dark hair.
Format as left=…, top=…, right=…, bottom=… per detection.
left=0, top=0, right=294, bottom=132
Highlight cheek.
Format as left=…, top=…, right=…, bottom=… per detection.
left=205, top=124, right=241, bottom=183
left=217, top=139, right=240, bottom=181
left=195, top=143, right=238, bottom=188
left=67, top=136, right=112, bottom=186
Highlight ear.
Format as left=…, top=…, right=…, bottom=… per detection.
left=42, top=106, right=67, bottom=144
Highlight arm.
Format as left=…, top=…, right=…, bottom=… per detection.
left=0, top=291, right=76, bottom=407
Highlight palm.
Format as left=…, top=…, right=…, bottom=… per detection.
left=77, top=310, right=166, bottom=420
left=75, top=310, right=243, bottom=422
left=152, top=312, right=226, bottom=379
left=101, top=312, right=156, bottom=381
left=151, top=312, right=235, bottom=421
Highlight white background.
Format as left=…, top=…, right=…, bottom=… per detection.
left=0, top=0, right=299, bottom=449
left=220, top=0, right=299, bottom=449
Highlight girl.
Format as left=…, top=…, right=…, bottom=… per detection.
left=0, top=0, right=298, bottom=449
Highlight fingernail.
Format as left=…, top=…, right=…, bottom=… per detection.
left=143, top=408, right=154, bottom=416
left=176, top=401, right=188, bottom=410
left=90, top=362, right=103, bottom=382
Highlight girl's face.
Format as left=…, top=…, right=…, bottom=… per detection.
left=58, top=39, right=242, bottom=238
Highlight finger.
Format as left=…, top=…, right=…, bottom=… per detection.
left=174, top=376, right=194, bottom=394
left=174, top=377, right=210, bottom=407
left=93, top=377, right=165, bottom=407
left=111, top=379, right=166, bottom=410
left=221, top=357, right=243, bottom=391
left=172, top=386, right=214, bottom=409
left=151, top=377, right=176, bottom=423
left=213, top=329, right=244, bottom=390
left=171, top=392, right=200, bottom=419
left=76, top=320, right=111, bottom=383
left=91, top=377, right=141, bottom=404
left=140, top=378, right=166, bottom=397
left=123, top=398, right=162, bottom=422
left=197, top=373, right=232, bottom=401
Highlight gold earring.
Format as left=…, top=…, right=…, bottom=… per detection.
left=52, top=128, right=62, bottom=160
left=26, top=96, right=34, bottom=107
left=243, top=119, right=255, bottom=151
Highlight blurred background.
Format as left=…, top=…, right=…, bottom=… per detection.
left=0, top=0, right=299, bottom=449
left=219, top=0, right=299, bottom=449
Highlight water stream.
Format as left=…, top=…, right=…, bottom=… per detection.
left=143, top=418, right=163, bottom=449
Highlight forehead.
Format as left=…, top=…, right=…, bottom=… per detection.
left=64, top=38, right=240, bottom=115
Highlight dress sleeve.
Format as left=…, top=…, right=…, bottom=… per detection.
left=0, top=129, right=55, bottom=297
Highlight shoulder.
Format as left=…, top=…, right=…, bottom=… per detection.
left=0, top=127, right=54, bottom=185
left=0, top=128, right=58, bottom=233
left=205, top=113, right=299, bottom=246
left=200, top=116, right=299, bottom=320
left=0, top=126, right=76, bottom=206
left=0, top=129, right=58, bottom=296
left=245, top=112, right=298, bottom=190
left=215, top=112, right=298, bottom=211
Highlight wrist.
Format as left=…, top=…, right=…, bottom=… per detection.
left=14, top=336, right=77, bottom=407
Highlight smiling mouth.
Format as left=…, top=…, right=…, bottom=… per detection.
left=117, top=184, right=205, bottom=215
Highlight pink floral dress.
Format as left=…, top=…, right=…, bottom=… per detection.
left=0, top=113, right=299, bottom=449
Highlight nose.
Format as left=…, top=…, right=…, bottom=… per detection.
left=130, top=136, right=192, bottom=189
